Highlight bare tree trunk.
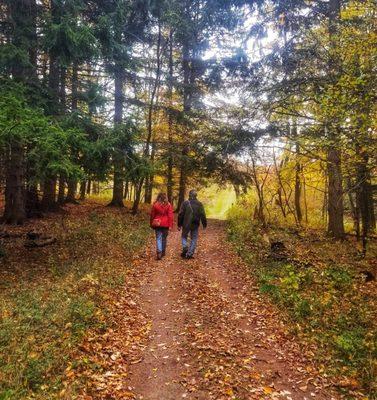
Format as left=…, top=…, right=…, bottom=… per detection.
left=3, top=142, right=26, bottom=224
left=327, top=145, right=345, bottom=238
left=326, top=0, right=345, bottom=239
left=109, top=66, right=124, bottom=207
left=293, top=121, right=303, bottom=224
left=3, top=0, right=38, bottom=223
left=41, top=177, right=57, bottom=211
left=167, top=29, right=174, bottom=204
left=124, top=180, right=129, bottom=199
left=66, top=179, right=78, bottom=204
left=132, top=179, right=144, bottom=214
left=80, top=181, right=86, bottom=200
left=66, top=62, right=78, bottom=203
left=346, top=176, right=360, bottom=238
left=57, top=175, right=66, bottom=204
left=141, top=19, right=162, bottom=207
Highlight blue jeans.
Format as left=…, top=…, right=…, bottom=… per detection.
left=155, top=228, right=168, bottom=254
left=182, top=227, right=199, bottom=256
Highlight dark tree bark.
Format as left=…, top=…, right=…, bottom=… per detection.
left=86, top=179, right=91, bottom=195
left=109, top=67, right=125, bottom=207
left=177, top=146, right=188, bottom=211
left=326, top=0, right=345, bottom=239
left=167, top=29, right=174, bottom=204
left=124, top=180, right=129, bottom=199
left=66, top=62, right=79, bottom=203
left=3, top=0, right=38, bottom=224
left=356, top=150, right=374, bottom=253
left=177, top=39, right=192, bottom=211
left=292, top=122, right=302, bottom=224
left=80, top=181, right=86, bottom=200
left=327, top=145, right=345, bottom=238
left=346, top=177, right=360, bottom=238
left=66, top=179, right=78, bottom=203
left=57, top=176, right=66, bottom=204
left=3, top=142, right=26, bottom=224
left=41, top=177, right=57, bottom=211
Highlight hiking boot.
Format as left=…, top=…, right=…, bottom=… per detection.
left=181, top=248, right=188, bottom=258
left=185, top=254, right=194, bottom=259
left=156, top=252, right=162, bottom=260
left=161, top=250, right=166, bottom=257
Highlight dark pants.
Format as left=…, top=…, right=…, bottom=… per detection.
left=155, top=227, right=168, bottom=254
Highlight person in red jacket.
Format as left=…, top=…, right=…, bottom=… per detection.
left=150, top=192, right=174, bottom=260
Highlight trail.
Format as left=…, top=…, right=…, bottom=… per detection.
left=81, top=220, right=339, bottom=400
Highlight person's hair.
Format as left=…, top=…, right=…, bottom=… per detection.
left=188, top=189, right=197, bottom=200
left=156, top=192, right=168, bottom=203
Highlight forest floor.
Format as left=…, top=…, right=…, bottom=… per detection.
left=73, top=220, right=344, bottom=400
left=0, top=202, right=374, bottom=400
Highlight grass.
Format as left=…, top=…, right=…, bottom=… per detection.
left=227, top=203, right=377, bottom=398
left=0, top=201, right=150, bottom=399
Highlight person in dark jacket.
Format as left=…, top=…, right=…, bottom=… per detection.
left=178, top=189, right=207, bottom=259
left=150, top=193, right=174, bottom=260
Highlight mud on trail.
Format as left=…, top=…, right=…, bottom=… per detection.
left=77, top=220, right=340, bottom=400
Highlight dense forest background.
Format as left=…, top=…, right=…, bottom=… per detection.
left=0, top=0, right=375, bottom=245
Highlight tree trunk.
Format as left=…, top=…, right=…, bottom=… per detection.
left=357, top=150, right=374, bottom=253
left=109, top=67, right=124, bottom=207
left=80, top=181, right=86, bottom=200
left=41, top=177, right=57, bottom=211
left=3, top=141, right=26, bottom=224
left=177, top=146, right=188, bottom=211
left=132, top=179, right=144, bottom=214
left=346, top=176, right=360, bottom=238
left=293, top=121, right=302, bottom=224
left=71, top=61, right=78, bottom=112
left=3, top=0, right=38, bottom=223
left=58, top=176, right=66, bottom=204
left=66, top=179, right=78, bottom=203
left=124, top=180, right=129, bottom=199
left=65, top=61, right=79, bottom=203
left=326, top=0, right=344, bottom=239
left=167, top=29, right=174, bottom=204
left=144, top=20, right=162, bottom=206
left=366, top=168, right=376, bottom=232
left=327, top=145, right=345, bottom=238
left=86, top=179, right=91, bottom=195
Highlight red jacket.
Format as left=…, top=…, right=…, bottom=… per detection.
left=150, top=201, right=174, bottom=229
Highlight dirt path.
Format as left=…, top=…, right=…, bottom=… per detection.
left=123, top=220, right=339, bottom=400
left=78, top=220, right=339, bottom=400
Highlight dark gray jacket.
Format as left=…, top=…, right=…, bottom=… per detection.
left=178, top=199, right=207, bottom=234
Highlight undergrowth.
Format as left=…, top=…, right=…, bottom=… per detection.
left=227, top=203, right=377, bottom=399
left=0, top=204, right=150, bottom=399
